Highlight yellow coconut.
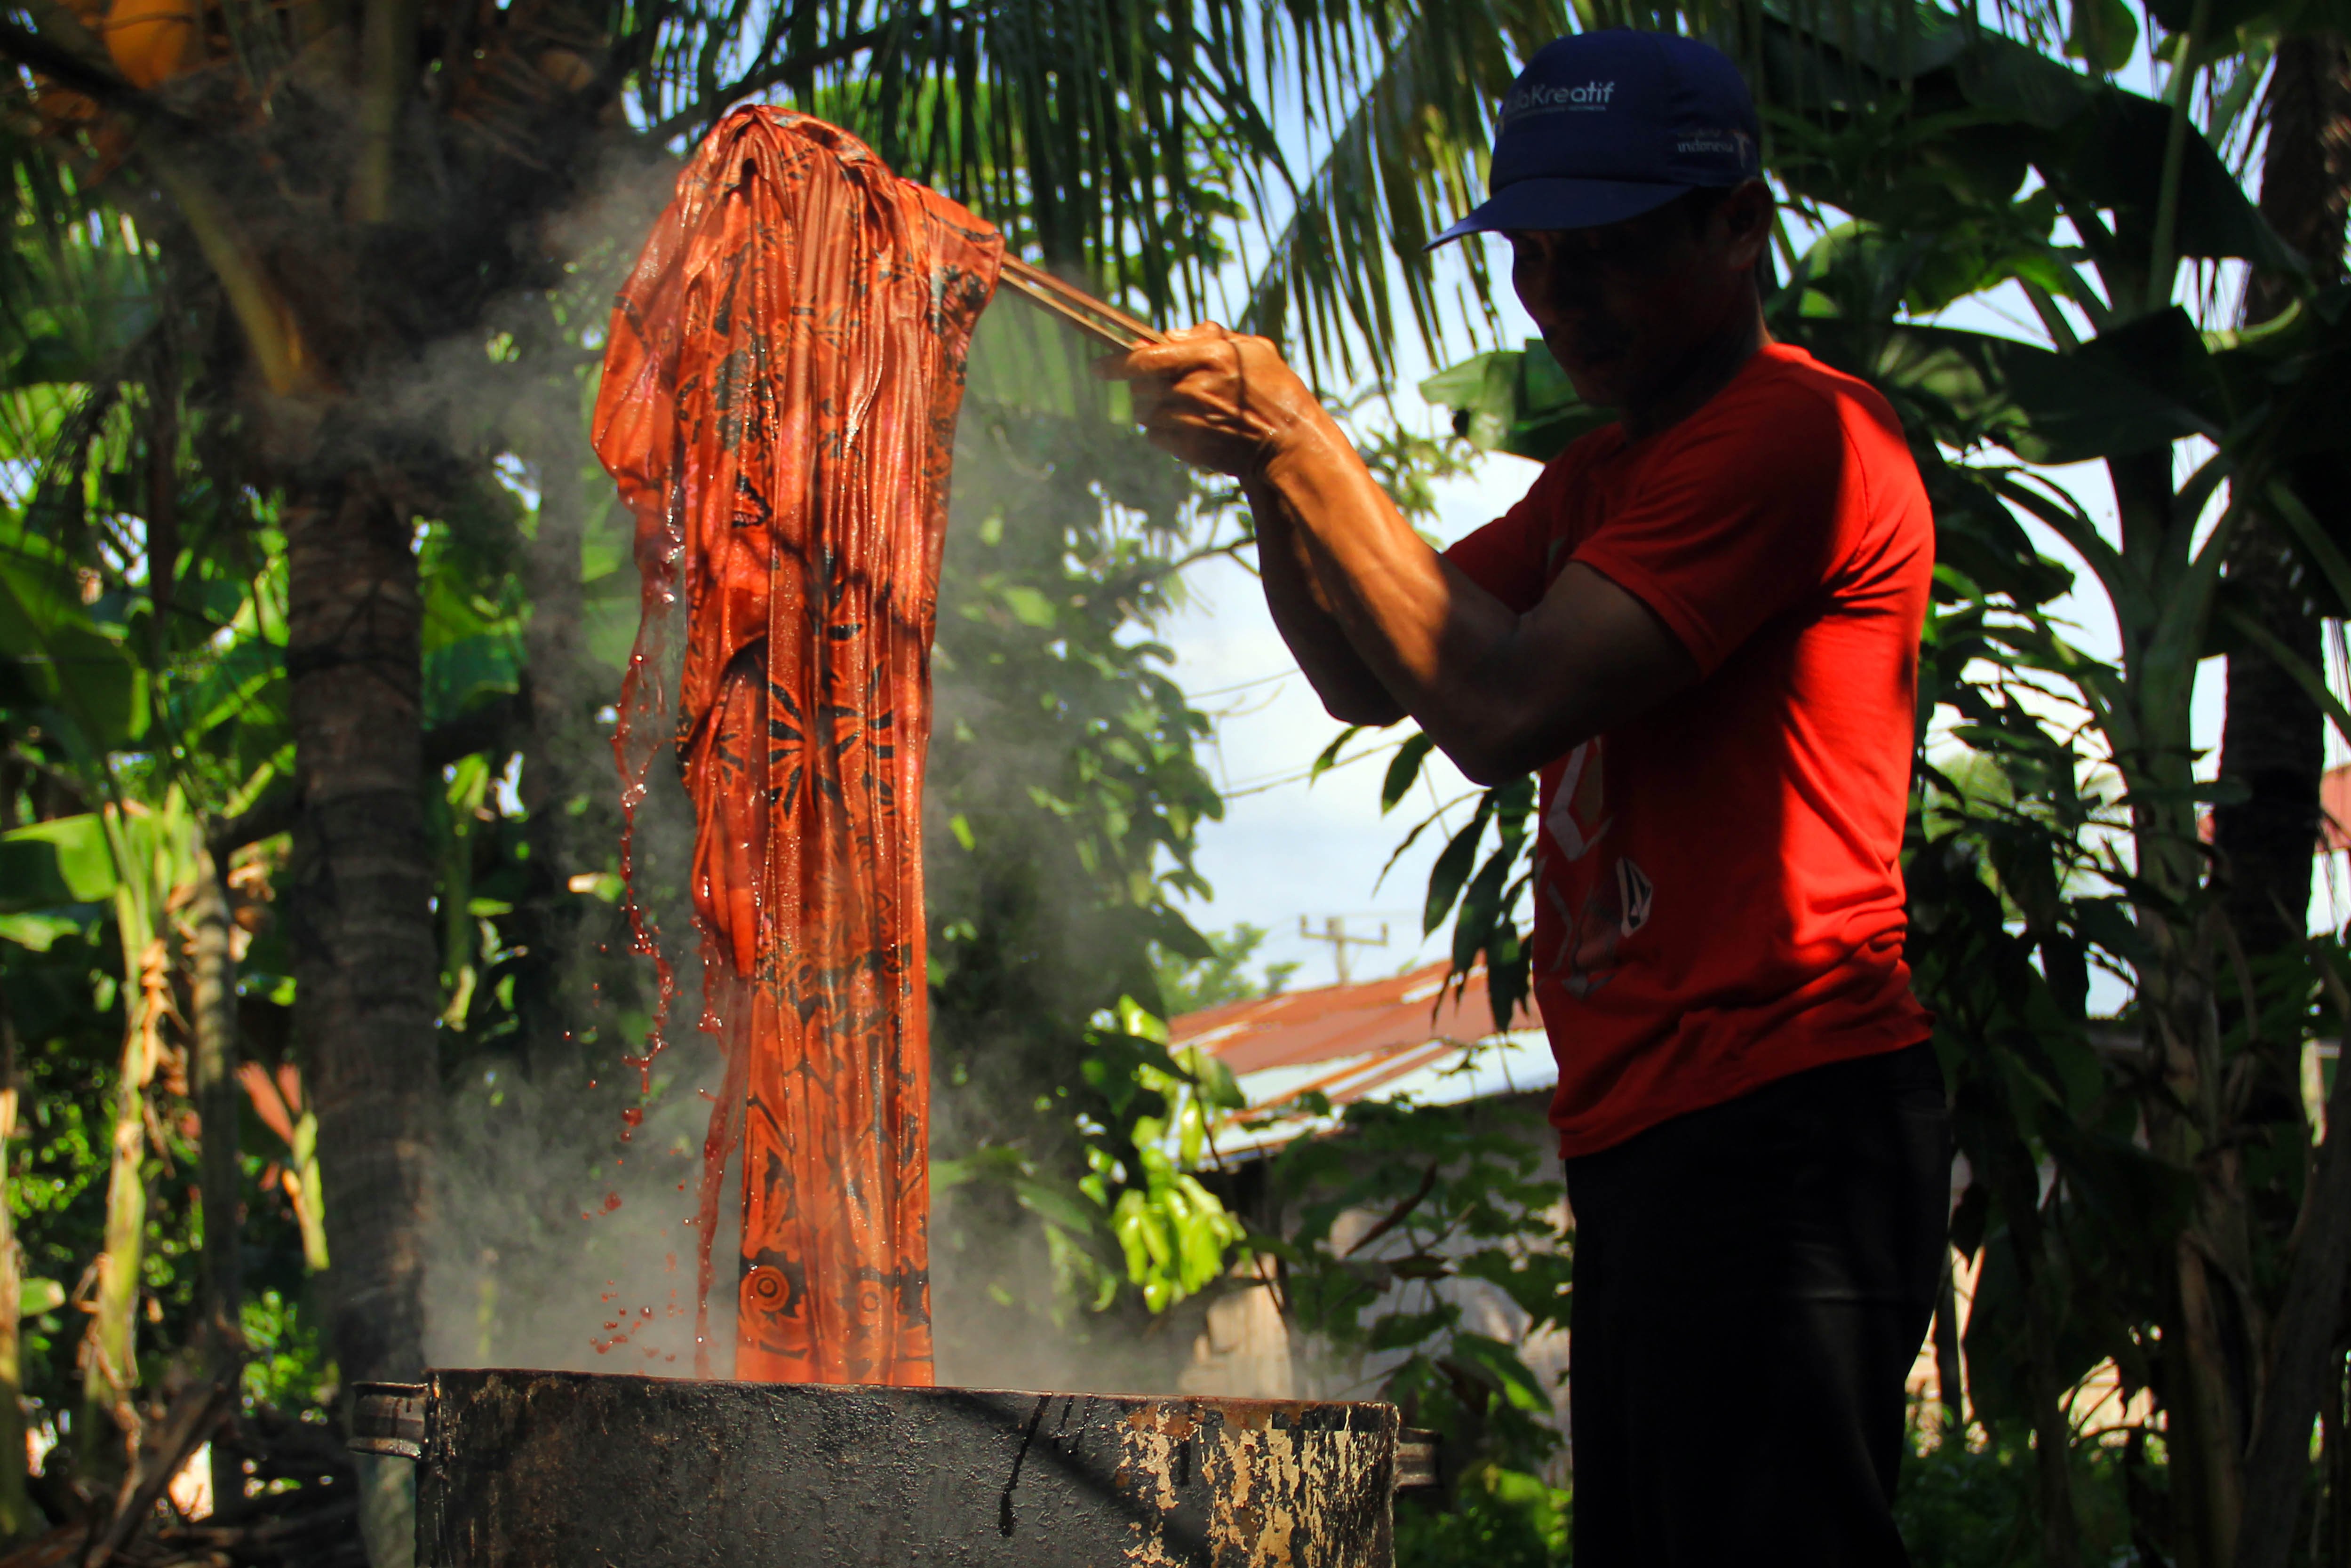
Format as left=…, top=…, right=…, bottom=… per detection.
left=103, top=0, right=202, bottom=89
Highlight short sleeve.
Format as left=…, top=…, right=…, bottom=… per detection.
left=1570, top=386, right=1855, bottom=676
left=1442, top=454, right=1582, bottom=615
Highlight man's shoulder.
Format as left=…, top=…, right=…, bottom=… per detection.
left=1494, top=422, right=1621, bottom=535
left=1711, top=344, right=1907, bottom=452
left=1533, top=418, right=1627, bottom=482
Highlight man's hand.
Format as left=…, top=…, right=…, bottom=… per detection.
left=1099, top=324, right=1333, bottom=478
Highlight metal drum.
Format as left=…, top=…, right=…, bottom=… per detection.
left=352, top=1369, right=1438, bottom=1567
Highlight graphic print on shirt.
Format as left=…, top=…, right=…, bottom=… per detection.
left=1545, top=740, right=1610, bottom=860
left=1538, top=738, right=1652, bottom=997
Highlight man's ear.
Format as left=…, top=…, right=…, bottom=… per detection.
left=1720, top=178, right=1774, bottom=270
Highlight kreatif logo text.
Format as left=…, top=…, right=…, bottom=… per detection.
left=1504, top=80, right=1617, bottom=121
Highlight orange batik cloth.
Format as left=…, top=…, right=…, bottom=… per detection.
left=592, top=108, right=1002, bottom=1385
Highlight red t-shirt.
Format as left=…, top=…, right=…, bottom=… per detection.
left=1444, top=342, right=1934, bottom=1157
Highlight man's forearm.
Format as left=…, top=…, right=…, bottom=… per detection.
left=1255, top=427, right=1532, bottom=773
left=1245, top=477, right=1406, bottom=727
left=1255, top=424, right=1694, bottom=783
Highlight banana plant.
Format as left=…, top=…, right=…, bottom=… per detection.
left=4, top=787, right=197, bottom=1478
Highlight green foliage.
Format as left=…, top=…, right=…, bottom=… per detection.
left=238, top=1289, right=335, bottom=1413
left=1101, top=1023, right=1251, bottom=1312
left=1152, top=923, right=1301, bottom=1016
left=1256, top=1093, right=1570, bottom=1473
left=1896, top=1426, right=2142, bottom=1568
left=1396, top=1465, right=1570, bottom=1568
left=935, top=994, right=1251, bottom=1318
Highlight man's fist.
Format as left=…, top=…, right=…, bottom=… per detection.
left=1097, top=324, right=1331, bottom=478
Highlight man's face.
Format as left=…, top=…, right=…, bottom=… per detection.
left=1505, top=182, right=1770, bottom=410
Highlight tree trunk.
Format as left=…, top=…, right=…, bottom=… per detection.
left=2239, top=944, right=2351, bottom=1568
left=1986, top=1147, right=2083, bottom=1565
left=2107, top=425, right=2263, bottom=1568
left=2243, top=38, right=2351, bottom=327
left=0, top=995, right=32, bottom=1542
left=282, top=474, right=437, bottom=1383
left=80, top=927, right=159, bottom=1484
left=284, top=474, right=434, bottom=1568
left=2216, top=31, right=2351, bottom=1091
left=190, top=842, right=244, bottom=1517
left=2212, top=39, right=2351, bottom=1568
left=2144, top=886, right=2252, bottom=1568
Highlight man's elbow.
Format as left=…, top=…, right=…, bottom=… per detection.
left=1319, top=688, right=1407, bottom=728
left=1326, top=691, right=1392, bottom=729
left=1451, top=744, right=1543, bottom=788
left=1451, top=751, right=1516, bottom=788
left=1445, top=716, right=1585, bottom=788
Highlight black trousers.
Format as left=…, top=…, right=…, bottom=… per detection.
left=1563, top=1042, right=1951, bottom=1568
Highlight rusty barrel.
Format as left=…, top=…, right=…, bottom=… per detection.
left=352, top=1369, right=1437, bottom=1567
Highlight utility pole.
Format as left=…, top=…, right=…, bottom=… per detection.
left=1299, top=915, right=1389, bottom=987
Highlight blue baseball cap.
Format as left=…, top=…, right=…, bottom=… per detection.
left=1432, top=30, right=1762, bottom=244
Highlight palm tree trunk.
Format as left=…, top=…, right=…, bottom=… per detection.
left=284, top=473, right=434, bottom=1568
left=282, top=472, right=437, bottom=1385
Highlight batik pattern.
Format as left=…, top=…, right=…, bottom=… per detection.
left=593, top=108, right=1001, bottom=1385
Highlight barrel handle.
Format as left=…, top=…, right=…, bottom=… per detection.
left=350, top=1381, right=428, bottom=1461
left=1395, top=1427, right=1442, bottom=1492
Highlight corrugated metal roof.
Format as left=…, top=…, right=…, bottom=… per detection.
left=1173, top=962, right=1553, bottom=1157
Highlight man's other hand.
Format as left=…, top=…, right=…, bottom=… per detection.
left=1098, top=324, right=1329, bottom=478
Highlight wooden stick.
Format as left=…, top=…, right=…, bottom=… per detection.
left=996, top=256, right=1164, bottom=350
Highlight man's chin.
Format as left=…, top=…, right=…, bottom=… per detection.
left=1556, top=361, right=1622, bottom=409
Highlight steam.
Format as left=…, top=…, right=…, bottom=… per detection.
left=424, top=1047, right=739, bottom=1374
left=408, top=158, right=1256, bottom=1396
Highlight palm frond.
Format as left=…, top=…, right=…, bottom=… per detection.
left=1239, top=0, right=1546, bottom=382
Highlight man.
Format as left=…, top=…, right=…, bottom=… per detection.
left=1108, top=28, right=1952, bottom=1568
